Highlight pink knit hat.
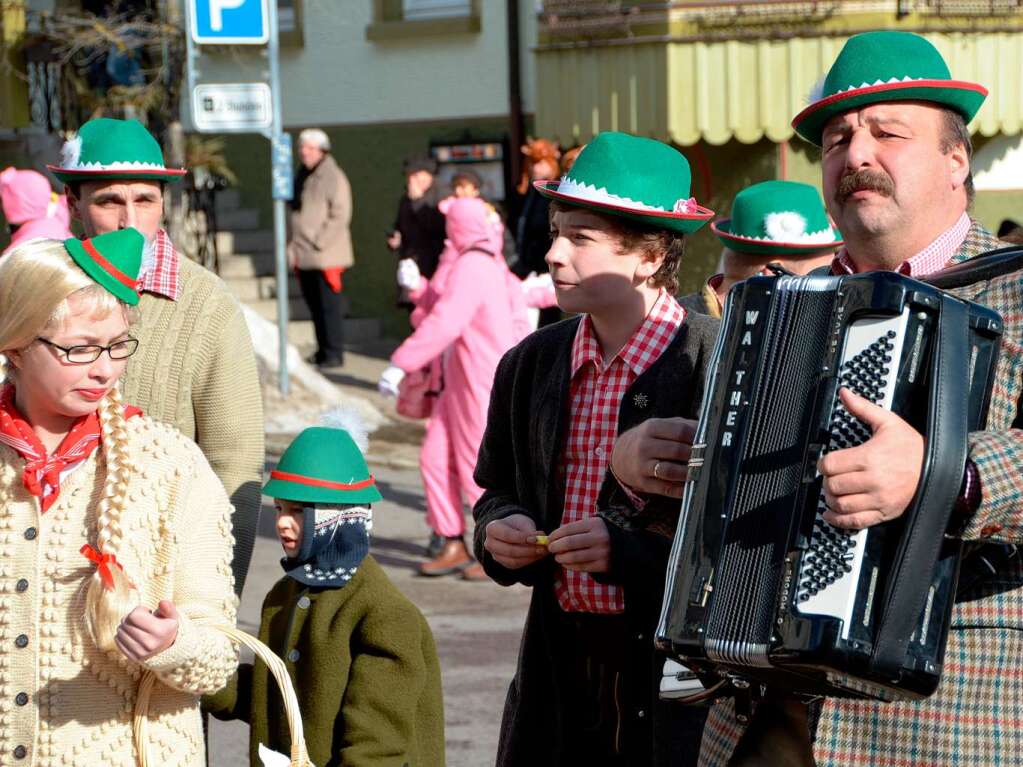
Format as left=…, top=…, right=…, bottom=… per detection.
left=0, top=167, right=64, bottom=225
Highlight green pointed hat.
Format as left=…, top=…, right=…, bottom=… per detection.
left=534, top=131, right=714, bottom=234
left=792, top=31, right=987, bottom=147
left=48, top=118, right=187, bottom=184
left=712, top=181, right=843, bottom=256
left=264, top=426, right=383, bottom=505
left=64, top=228, right=144, bottom=306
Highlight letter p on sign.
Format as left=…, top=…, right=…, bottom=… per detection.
left=211, top=0, right=247, bottom=30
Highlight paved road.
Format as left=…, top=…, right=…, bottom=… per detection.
left=208, top=462, right=531, bottom=766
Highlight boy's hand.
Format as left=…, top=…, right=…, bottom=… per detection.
left=484, top=514, right=548, bottom=570
left=610, top=418, right=697, bottom=498
left=548, top=517, right=611, bottom=573
left=115, top=600, right=180, bottom=661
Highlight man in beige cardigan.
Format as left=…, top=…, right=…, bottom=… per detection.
left=48, top=117, right=263, bottom=598
left=288, top=128, right=354, bottom=368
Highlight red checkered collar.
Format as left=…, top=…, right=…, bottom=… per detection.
left=136, top=229, right=182, bottom=301
left=832, top=212, right=971, bottom=277
left=571, top=290, right=686, bottom=377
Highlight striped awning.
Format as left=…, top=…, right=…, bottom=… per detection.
left=535, top=30, right=1023, bottom=146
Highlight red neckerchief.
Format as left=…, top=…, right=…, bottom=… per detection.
left=0, top=385, right=141, bottom=512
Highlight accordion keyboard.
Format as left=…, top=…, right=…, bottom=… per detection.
left=796, top=310, right=911, bottom=639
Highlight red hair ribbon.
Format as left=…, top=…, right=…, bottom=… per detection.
left=80, top=544, right=125, bottom=591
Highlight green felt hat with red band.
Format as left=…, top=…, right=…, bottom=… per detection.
left=64, top=228, right=143, bottom=306
left=712, top=180, right=843, bottom=256
left=534, top=131, right=714, bottom=234
left=263, top=426, right=383, bottom=505
left=792, top=31, right=988, bottom=147
left=48, top=118, right=187, bottom=184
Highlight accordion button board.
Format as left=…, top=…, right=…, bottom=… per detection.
left=796, top=315, right=909, bottom=640
left=656, top=272, right=1003, bottom=702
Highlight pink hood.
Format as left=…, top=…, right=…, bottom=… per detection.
left=0, top=167, right=68, bottom=226
left=445, top=197, right=495, bottom=255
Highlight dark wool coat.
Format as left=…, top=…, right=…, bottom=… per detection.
left=472, top=312, right=721, bottom=767
left=701, top=222, right=1023, bottom=766
left=393, top=185, right=446, bottom=279
left=206, top=556, right=445, bottom=767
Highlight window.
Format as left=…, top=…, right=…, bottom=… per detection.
left=367, top=0, right=480, bottom=40
left=402, top=0, right=471, bottom=20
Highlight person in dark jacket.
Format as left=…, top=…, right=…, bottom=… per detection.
left=388, top=155, right=447, bottom=284
left=473, top=132, right=718, bottom=767
left=207, top=418, right=445, bottom=767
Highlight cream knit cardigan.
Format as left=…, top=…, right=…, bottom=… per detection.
left=0, top=416, right=239, bottom=766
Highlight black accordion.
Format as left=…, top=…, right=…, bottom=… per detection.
left=657, top=271, right=1002, bottom=701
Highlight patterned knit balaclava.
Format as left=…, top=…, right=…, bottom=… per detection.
left=281, top=503, right=372, bottom=588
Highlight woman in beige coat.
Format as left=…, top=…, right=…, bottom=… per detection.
left=288, top=128, right=354, bottom=367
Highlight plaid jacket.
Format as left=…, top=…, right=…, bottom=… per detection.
left=700, top=221, right=1023, bottom=766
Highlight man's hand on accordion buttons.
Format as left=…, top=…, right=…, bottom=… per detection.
left=818, top=388, right=924, bottom=530
left=548, top=517, right=612, bottom=573
left=610, top=417, right=697, bottom=499
left=484, top=514, right=549, bottom=570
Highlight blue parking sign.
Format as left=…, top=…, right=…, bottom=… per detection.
left=190, top=0, right=269, bottom=45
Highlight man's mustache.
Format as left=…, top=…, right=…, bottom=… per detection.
left=836, top=170, right=894, bottom=202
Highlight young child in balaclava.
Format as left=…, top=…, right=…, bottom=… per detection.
left=206, top=412, right=445, bottom=767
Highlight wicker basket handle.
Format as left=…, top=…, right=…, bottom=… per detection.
left=133, top=623, right=314, bottom=767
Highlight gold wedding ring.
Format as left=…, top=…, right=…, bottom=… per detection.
left=653, top=461, right=663, bottom=480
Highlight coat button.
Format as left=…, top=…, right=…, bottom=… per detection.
left=287, top=649, right=300, bottom=662
left=13, top=745, right=26, bottom=759
left=16, top=579, right=28, bottom=593
left=636, top=633, right=644, bottom=642
left=15, top=634, right=28, bottom=648
left=15, top=692, right=28, bottom=706
left=637, top=709, right=646, bottom=719
left=297, top=596, right=311, bottom=609
left=24, top=528, right=36, bottom=540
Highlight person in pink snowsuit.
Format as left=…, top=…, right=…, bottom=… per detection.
left=382, top=197, right=525, bottom=580
left=0, top=167, right=72, bottom=255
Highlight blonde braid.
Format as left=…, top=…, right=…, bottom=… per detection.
left=85, top=387, right=139, bottom=651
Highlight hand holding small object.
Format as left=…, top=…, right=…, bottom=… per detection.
left=396, top=258, right=422, bottom=290
left=115, top=600, right=179, bottom=661
left=377, top=365, right=406, bottom=398
left=548, top=517, right=612, bottom=573
left=485, top=514, right=549, bottom=569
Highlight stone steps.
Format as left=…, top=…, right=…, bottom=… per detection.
left=212, top=191, right=381, bottom=345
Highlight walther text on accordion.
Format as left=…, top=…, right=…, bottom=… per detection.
left=656, top=271, right=1002, bottom=702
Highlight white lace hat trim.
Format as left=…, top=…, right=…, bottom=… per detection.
left=557, top=177, right=665, bottom=211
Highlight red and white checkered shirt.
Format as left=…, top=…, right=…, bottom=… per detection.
left=833, top=212, right=970, bottom=277
left=555, top=290, right=686, bottom=614
left=136, top=229, right=182, bottom=300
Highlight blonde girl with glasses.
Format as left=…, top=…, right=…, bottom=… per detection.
left=0, top=230, right=238, bottom=766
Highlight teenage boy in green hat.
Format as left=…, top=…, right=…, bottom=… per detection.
left=472, top=130, right=719, bottom=766
left=608, top=30, right=1023, bottom=766
left=206, top=416, right=445, bottom=767
left=48, top=118, right=263, bottom=597
left=680, top=180, right=841, bottom=318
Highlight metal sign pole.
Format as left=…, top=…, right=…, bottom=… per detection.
left=267, top=0, right=290, bottom=396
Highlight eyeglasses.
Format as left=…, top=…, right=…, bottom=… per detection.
left=37, top=336, right=139, bottom=364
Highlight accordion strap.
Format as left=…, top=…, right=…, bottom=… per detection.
left=870, top=293, right=970, bottom=679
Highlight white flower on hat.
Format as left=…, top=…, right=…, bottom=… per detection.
left=61, top=134, right=82, bottom=170
left=320, top=402, right=370, bottom=453
left=764, top=211, right=808, bottom=242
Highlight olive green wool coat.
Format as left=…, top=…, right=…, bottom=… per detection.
left=206, top=556, right=445, bottom=767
